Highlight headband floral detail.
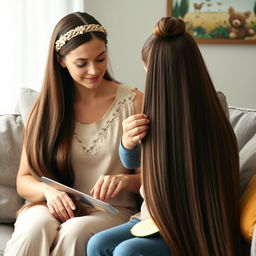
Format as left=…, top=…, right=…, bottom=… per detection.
left=55, top=24, right=107, bottom=52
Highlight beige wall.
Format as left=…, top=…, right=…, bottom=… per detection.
left=86, top=0, right=256, bottom=108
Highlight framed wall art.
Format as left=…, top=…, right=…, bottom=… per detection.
left=166, top=0, right=256, bottom=44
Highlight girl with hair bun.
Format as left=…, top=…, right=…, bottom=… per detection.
left=87, top=16, right=242, bottom=256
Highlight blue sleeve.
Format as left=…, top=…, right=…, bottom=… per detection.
left=118, top=142, right=141, bottom=169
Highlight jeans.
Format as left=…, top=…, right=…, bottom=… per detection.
left=87, top=218, right=171, bottom=256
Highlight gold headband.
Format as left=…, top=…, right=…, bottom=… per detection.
left=55, top=24, right=107, bottom=52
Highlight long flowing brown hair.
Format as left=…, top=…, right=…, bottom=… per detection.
left=24, top=12, right=115, bottom=186
left=142, top=17, right=241, bottom=255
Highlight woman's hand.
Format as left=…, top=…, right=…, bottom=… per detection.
left=90, top=174, right=129, bottom=201
left=43, top=186, right=76, bottom=223
left=122, top=114, right=149, bottom=149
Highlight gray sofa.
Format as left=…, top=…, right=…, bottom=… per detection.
left=0, top=88, right=38, bottom=256
left=0, top=90, right=256, bottom=255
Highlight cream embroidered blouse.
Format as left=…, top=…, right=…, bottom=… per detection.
left=71, top=84, right=138, bottom=216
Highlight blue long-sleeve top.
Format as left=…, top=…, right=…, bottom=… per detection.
left=118, top=142, right=141, bottom=169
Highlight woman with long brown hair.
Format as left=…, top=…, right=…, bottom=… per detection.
left=4, top=12, right=142, bottom=256
left=87, top=16, right=242, bottom=256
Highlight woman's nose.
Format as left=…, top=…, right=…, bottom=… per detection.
left=88, top=63, right=98, bottom=75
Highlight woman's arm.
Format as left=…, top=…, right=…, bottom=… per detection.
left=17, top=146, right=49, bottom=202
left=17, top=146, right=76, bottom=222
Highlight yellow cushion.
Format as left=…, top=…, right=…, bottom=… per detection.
left=240, top=175, right=256, bottom=242
left=130, top=218, right=159, bottom=237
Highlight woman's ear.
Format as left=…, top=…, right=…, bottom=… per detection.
left=57, top=55, right=66, bottom=68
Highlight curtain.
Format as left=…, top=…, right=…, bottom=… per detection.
left=0, top=0, right=85, bottom=114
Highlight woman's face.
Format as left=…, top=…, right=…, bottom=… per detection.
left=59, top=37, right=108, bottom=89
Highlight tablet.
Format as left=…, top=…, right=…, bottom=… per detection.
left=41, top=176, right=119, bottom=215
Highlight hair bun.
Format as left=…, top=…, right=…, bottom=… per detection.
left=152, top=17, right=185, bottom=38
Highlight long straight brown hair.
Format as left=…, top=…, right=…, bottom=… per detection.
left=24, top=12, right=115, bottom=186
left=142, top=17, right=242, bottom=255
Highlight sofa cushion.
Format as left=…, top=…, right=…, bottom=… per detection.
left=0, top=115, right=24, bottom=223
left=0, top=186, right=23, bottom=223
left=229, top=106, right=256, bottom=151
left=240, top=134, right=256, bottom=195
left=217, top=91, right=229, bottom=120
left=18, top=88, right=39, bottom=125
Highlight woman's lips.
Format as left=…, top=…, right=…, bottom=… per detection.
left=86, top=76, right=99, bottom=82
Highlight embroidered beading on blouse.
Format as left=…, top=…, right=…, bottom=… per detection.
left=73, top=88, right=136, bottom=157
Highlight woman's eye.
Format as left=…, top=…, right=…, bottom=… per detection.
left=96, top=58, right=105, bottom=63
left=76, top=63, right=86, bottom=68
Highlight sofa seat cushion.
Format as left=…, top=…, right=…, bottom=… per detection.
left=0, top=224, right=14, bottom=256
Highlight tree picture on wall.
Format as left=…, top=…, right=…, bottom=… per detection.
left=167, top=0, right=256, bottom=44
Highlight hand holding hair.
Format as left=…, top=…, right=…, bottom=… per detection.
left=121, top=114, right=149, bottom=150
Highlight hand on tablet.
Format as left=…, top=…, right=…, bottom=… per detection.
left=90, top=174, right=128, bottom=201
left=43, top=185, right=76, bottom=223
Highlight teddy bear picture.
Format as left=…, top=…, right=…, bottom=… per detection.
left=169, top=0, right=256, bottom=43
left=228, top=7, right=255, bottom=39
